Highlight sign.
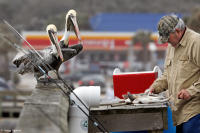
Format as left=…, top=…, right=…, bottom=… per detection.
left=22, top=31, right=168, bottom=51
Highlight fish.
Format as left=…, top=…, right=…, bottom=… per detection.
left=123, top=91, right=169, bottom=105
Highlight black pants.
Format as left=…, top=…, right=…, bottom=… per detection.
left=176, top=124, right=183, bottom=133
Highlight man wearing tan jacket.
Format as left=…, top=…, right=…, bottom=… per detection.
left=150, top=14, right=200, bottom=133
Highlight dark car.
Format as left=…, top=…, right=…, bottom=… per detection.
left=62, top=72, right=84, bottom=82
left=78, top=74, right=106, bottom=89
left=0, top=77, right=11, bottom=91
left=62, top=70, right=101, bottom=83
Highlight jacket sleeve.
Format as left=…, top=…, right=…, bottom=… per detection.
left=150, top=65, right=168, bottom=93
left=150, top=47, right=170, bottom=93
left=187, top=40, right=200, bottom=96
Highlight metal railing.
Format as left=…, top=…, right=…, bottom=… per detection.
left=0, top=90, right=32, bottom=118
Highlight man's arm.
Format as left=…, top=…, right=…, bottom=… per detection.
left=150, top=68, right=168, bottom=93
left=149, top=46, right=171, bottom=94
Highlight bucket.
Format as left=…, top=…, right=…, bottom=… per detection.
left=69, top=86, right=101, bottom=133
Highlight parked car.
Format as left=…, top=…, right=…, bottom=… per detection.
left=0, top=77, right=11, bottom=91
left=62, top=72, right=84, bottom=83
left=77, top=74, right=106, bottom=92
left=62, top=70, right=101, bottom=83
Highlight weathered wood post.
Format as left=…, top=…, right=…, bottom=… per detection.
left=16, top=79, right=70, bottom=133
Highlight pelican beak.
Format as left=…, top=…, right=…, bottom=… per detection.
left=46, top=24, right=64, bottom=62
left=67, top=10, right=82, bottom=44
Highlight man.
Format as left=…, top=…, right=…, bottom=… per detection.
left=149, top=14, right=200, bottom=133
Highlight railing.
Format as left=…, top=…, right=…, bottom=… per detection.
left=0, top=90, right=32, bottom=118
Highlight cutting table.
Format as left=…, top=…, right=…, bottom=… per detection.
left=88, top=103, right=168, bottom=133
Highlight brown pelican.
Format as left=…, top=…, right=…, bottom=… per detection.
left=46, top=24, right=64, bottom=62
left=58, top=9, right=83, bottom=62
left=13, top=9, right=83, bottom=80
left=60, top=9, right=82, bottom=47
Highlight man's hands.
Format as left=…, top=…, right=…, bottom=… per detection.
left=178, top=89, right=191, bottom=100
left=149, top=87, right=191, bottom=100
left=149, top=87, right=155, bottom=94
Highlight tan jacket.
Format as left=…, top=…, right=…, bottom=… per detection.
left=151, top=28, right=200, bottom=126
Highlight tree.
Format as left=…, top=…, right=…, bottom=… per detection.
left=186, top=7, right=200, bottom=33
left=132, top=30, right=153, bottom=70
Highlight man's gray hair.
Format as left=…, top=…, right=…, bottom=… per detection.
left=173, top=15, right=185, bottom=31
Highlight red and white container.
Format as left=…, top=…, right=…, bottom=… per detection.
left=113, top=66, right=162, bottom=99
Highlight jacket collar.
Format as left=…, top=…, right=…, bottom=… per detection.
left=179, top=27, right=190, bottom=47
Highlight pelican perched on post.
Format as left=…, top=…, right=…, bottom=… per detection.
left=12, top=9, right=83, bottom=80
left=12, top=24, right=63, bottom=79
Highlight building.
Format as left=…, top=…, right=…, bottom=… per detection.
left=22, top=30, right=167, bottom=74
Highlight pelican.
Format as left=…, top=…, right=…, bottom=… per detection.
left=13, top=9, right=83, bottom=80
left=46, top=24, right=64, bottom=62
left=58, top=9, right=83, bottom=62
left=60, top=9, right=82, bottom=47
